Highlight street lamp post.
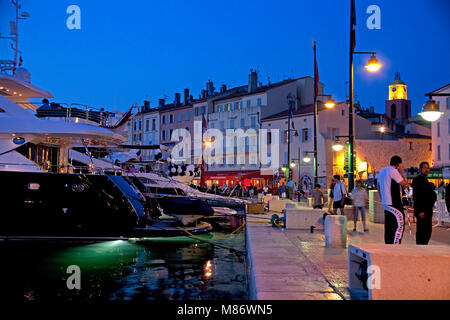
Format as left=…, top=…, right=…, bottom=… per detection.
left=286, top=93, right=297, bottom=181
left=290, top=148, right=302, bottom=202
left=332, top=135, right=355, bottom=181
left=348, top=0, right=382, bottom=192
left=313, top=40, right=336, bottom=187
left=302, top=150, right=315, bottom=192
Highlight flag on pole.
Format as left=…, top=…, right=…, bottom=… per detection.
left=9, top=21, right=17, bottom=35
left=350, top=0, right=356, bottom=52
left=202, top=114, right=208, bottom=131
left=314, top=41, right=319, bottom=97
left=200, top=114, right=207, bottom=188
left=289, top=108, right=295, bottom=130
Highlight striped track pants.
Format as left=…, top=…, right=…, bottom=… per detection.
left=383, top=204, right=404, bottom=244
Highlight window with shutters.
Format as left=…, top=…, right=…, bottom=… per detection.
left=302, top=128, right=309, bottom=142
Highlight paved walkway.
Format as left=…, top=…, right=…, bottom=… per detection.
left=246, top=211, right=450, bottom=300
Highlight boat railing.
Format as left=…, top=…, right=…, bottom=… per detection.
left=33, top=102, right=114, bottom=126
left=144, top=191, right=246, bottom=204
left=0, top=162, right=124, bottom=175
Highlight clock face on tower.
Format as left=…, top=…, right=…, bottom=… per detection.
left=392, top=87, right=397, bottom=92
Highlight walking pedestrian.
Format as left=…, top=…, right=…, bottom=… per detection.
left=412, top=162, right=437, bottom=245
left=312, top=184, right=324, bottom=209
left=351, top=180, right=369, bottom=232
left=280, top=182, right=287, bottom=199
left=446, top=183, right=450, bottom=213
left=287, top=179, right=295, bottom=200
left=328, top=180, right=335, bottom=214
left=377, top=155, right=409, bottom=244
left=332, top=175, right=347, bottom=215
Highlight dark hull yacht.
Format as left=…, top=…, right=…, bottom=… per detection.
left=0, top=171, right=212, bottom=240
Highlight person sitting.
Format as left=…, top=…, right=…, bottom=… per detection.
left=36, top=98, right=51, bottom=112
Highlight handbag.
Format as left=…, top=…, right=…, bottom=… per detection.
left=339, top=183, right=352, bottom=206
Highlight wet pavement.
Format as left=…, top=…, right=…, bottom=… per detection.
left=246, top=210, right=450, bottom=300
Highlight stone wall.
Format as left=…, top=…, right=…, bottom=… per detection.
left=355, top=137, right=432, bottom=173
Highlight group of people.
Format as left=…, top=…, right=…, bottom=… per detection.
left=311, top=176, right=369, bottom=232
left=210, top=182, right=262, bottom=198
left=279, top=179, right=306, bottom=200
left=317, top=155, right=448, bottom=245
left=376, top=155, right=441, bottom=245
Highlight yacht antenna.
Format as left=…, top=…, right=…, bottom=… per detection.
left=0, top=0, right=30, bottom=75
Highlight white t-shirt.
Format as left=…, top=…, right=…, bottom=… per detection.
left=333, top=182, right=347, bottom=202
left=377, top=166, right=404, bottom=206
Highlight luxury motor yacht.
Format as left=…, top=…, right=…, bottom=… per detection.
left=0, top=1, right=213, bottom=238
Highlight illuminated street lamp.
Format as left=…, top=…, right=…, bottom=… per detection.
left=203, top=139, right=212, bottom=148
left=303, top=151, right=315, bottom=164
left=290, top=161, right=296, bottom=168
left=419, top=99, right=443, bottom=122
left=324, top=97, right=336, bottom=109
left=364, top=54, right=382, bottom=72
left=332, top=140, right=344, bottom=152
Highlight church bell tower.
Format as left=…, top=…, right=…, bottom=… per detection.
left=385, top=72, right=411, bottom=123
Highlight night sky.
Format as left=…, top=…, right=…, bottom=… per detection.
left=0, top=0, right=449, bottom=115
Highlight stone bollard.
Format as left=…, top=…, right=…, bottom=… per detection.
left=369, top=190, right=384, bottom=223
left=324, top=215, right=347, bottom=248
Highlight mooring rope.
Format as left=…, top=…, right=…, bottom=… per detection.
left=176, top=221, right=246, bottom=242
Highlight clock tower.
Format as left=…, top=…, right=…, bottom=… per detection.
left=385, top=72, right=411, bottom=123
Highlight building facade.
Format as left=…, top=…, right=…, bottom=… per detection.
left=430, top=84, right=450, bottom=179
left=159, top=90, right=194, bottom=164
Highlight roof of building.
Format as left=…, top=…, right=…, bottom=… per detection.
left=428, top=83, right=450, bottom=94
left=390, top=72, right=405, bottom=85
left=261, top=104, right=316, bottom=121
left=133, top=75, right=316, bottom=115
left=211, top=77, right=312, bottom=103
left=399, top=133, right=431, bottom=139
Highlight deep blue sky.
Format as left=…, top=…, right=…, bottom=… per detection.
left=1, top=0, right=449, bottom=115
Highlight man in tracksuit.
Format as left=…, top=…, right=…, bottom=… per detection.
left=377, top=155, right=409, bottom=244
left=412, top=162, right=437, bottom=245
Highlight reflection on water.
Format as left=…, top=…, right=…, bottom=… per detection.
left=0, top=232, right=248, bottom=301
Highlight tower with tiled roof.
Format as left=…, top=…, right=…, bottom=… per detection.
left=385, top=72, right=411, bottom=123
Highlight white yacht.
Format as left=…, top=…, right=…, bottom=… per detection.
left=0, top=1, right=213, bottom=238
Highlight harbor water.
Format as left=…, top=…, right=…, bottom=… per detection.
left=0, top=230, right=249, bottom=301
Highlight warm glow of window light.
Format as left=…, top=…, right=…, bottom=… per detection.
left=379, top=126, right=385, bottom=133
left=365, top=54, right=382, bottom=72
